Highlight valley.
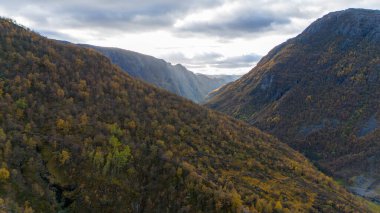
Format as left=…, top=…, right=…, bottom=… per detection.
left=0, top=3, right=379, bottom=213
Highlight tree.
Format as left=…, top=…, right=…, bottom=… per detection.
left=79, top=113, right=88, bottom=126
left=56, top=118, right=70, bottom=132
left=127, top=120, right=136, bottom=130
left=0, top=128, right=5, bottom=142
left=230, top=189, right=242, bottom=211
left=59, top=150, right=70, bottom=165
left=274, top=201, right=283, bottom=213
left=3, top=140, right=11, bottom=159
left=15, top=98, right=27, bottom=109
left=113, top=146, right=131, bottom=173
left=109, top=136, right=121, bottom=148
left=24, top=201, right=34, bottom=213
left=264, top=202, right=273, bottom=213
left=0, top=168, right=10, bottom=181
left=255, top=199, right=265, bottom=212
left=103, top=153, right=112, bottom=175
left=56, top=88, right=65, bottom=98
left=93, top=149, right=104, bottom=169
left=108, top=123, right=123, bottom=136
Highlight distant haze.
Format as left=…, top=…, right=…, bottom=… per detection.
left=1, top=0, right=379, bottom=74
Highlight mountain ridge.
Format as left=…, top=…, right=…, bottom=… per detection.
left=206, top=8, right=380, bottom=203
left=79, top=44, right=240, bottom=103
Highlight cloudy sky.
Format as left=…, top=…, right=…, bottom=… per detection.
left=0, top=0, right=379, bottom=74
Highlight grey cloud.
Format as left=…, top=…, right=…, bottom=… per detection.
left=164, top=52, right=222, bottom=64
left=214, top=53, right=262, bottom=68
left=37, top=30, right=80, bottom=42
left=176, top=11, right=291, bottom=37
left=192, top=52, right=224, bottom=63
left=1, top=0, right=224, bottom=33
left=0, top=0, right=311, bottom=39
left=164, top=52, right=261, bottom=69
left=2, top=0, right=378, bottom=42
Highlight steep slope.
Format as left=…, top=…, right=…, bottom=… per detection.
left=80, top=45, right=239, bottom=103
left=0, top=18, right=373, bottom=213
left=206, top=8, right=380, bottom=202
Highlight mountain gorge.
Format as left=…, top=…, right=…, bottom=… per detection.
left=206, top=8, right=380, bottom=203
left=0, top=18, right=374, bottom=212
left=81, top=45, right=240, bottom=103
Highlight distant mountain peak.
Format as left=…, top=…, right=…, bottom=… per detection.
left=302, top=8, right=380, bottom=40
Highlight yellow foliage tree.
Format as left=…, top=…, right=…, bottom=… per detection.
left=56, top=118, right=70, bottom=132
left=231, top=189, right=242, bottom=211
left=24, top=201, right=34, bottom=213
left=274, top=201, right=283, bottom=213
left=56, top=88, right=65, bottom=98
left=80, top=114, right=88, bottom=126
left=59, top=150, right=71, bottom=165
left=0, top=128, right=5, bottom=142
left=56, top=118, right=66, bottom=129
left=0, top=168, right=10, bottom=181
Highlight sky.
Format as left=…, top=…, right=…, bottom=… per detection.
left=0, top=0, right=379, bottom=75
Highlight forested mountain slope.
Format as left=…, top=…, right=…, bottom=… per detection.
left=80, top=45, right=239, bottom=103
left=0, top=18, right=373, bottom=212
left=206, top=8, right=380, bottom=202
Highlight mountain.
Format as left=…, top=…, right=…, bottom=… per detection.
left=0, top=18, right=374, bottom=212
left=204, top=74, right=242, bottom=82
left=206, top=8, right=380, bottom=202
left=80, top=45, right=239, bottom=103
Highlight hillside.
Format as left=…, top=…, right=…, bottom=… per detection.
left=80, top=45, right=239, bottom=103
left=0, top=18, right=374, bottom=212
left=206, top=9, right=380, bottom=202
